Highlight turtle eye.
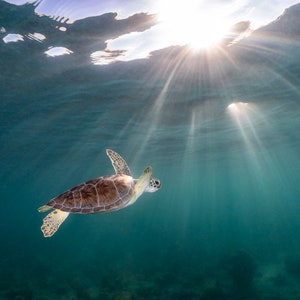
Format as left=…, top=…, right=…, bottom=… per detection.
left=155, top=180, right=161, bottom=188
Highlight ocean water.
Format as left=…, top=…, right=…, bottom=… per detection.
left=1, top=2, right=300, bottom=300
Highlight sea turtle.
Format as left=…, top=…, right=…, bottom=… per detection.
left=38, top=149, right=161, bottom=237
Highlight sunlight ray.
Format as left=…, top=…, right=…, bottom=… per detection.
left=227, top=102, right=262, bottom=166
left=130, top=50, right=190, bottom=162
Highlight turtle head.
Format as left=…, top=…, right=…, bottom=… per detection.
left=145, top=177, right=161, bottom=192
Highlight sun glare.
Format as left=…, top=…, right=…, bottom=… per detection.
left=156, top=0, right=240, bottom=49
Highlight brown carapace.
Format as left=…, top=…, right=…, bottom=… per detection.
left=45, top=174, right=135, bottom=214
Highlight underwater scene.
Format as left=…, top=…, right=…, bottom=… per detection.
left=1, top=0, right=300, bottom=299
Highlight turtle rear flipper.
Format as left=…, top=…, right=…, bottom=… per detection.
left=41, top=209, right=69, bottom=237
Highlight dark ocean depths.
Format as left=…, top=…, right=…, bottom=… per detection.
left=1, top=2, right=300, bottom=300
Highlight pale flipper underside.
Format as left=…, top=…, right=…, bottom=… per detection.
left=40, top=209, right=69, bottom=237
left=128, top=166, right=152, bottom=206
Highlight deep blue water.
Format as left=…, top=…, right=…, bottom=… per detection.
left=1, top=2, right=300, bottom=299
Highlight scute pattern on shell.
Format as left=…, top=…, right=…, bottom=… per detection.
left=45, top=174, right=135, bottom=214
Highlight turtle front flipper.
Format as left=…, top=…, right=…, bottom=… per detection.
left=128, top=166, right=152, bottom=206
left=41, top=209, right=69, bottom=237
left=106, top=149, right=132, bottom=176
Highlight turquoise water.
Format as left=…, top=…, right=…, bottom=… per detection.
left=1, top=2, right=300, bottom=299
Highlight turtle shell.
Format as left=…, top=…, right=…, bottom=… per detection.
left=45, top=174, right=135, bottom=214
